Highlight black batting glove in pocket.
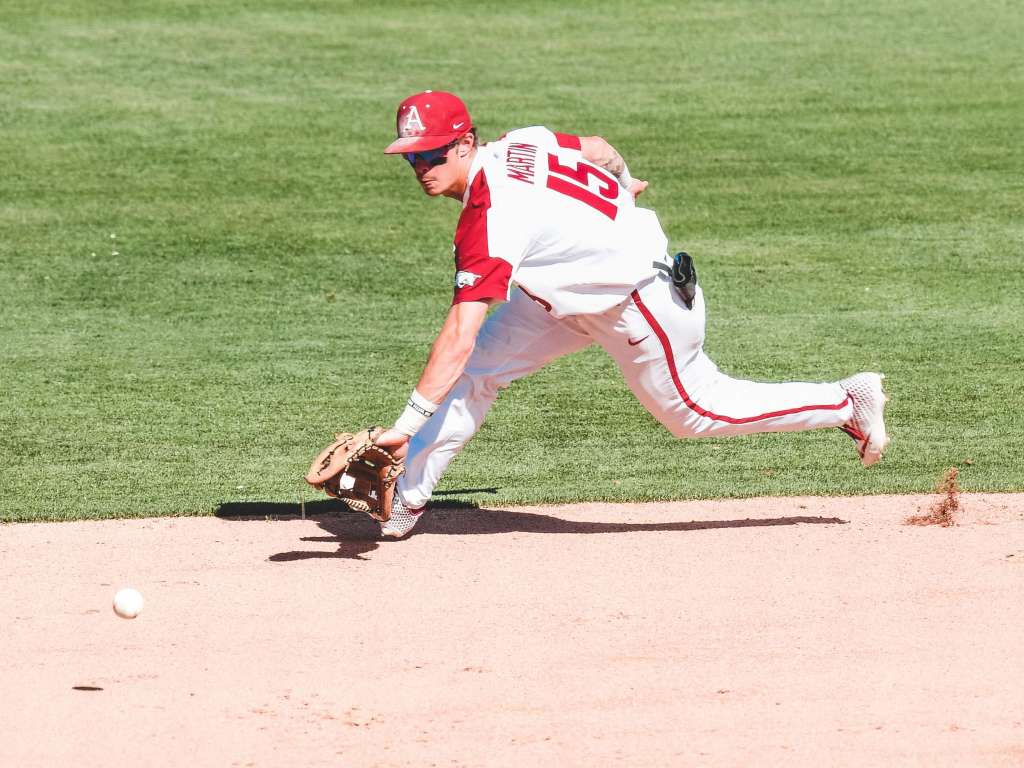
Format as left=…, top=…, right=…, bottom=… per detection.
left=670, top=251, right=698, bottom=309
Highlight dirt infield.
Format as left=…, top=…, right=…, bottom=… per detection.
left=2, top=494, right=1023, bottom=767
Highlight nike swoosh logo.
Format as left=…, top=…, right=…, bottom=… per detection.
left=452, top=121, right=465, bottom=129
left=628, top=335, right=649, bottom=346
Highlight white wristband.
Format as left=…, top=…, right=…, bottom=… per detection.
left=393, top=389, right=440, bottom=437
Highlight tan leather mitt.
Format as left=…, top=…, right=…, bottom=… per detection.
left=303, top=427, right=404, bottom=522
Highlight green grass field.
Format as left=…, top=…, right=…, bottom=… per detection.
left=2, top=0, right=1022, bottom=521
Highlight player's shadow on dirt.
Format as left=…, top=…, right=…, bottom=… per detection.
left=215, top=500, right=847, bottom=561
left=216, top=500, right=381, bottom=561
left=422, top=507, right=848, bottom=535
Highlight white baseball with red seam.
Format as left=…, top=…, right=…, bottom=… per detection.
left=112, top=587, right=144, bottom=619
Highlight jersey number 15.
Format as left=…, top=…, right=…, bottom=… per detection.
left=545, top=154, right=620, bottom=220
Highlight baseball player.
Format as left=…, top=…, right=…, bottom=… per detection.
left=370, top=90, right=889, bottom=538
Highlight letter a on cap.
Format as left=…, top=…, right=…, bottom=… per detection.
left=402, top=106, right=425, bottom=135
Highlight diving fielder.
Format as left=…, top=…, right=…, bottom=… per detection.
left=368, top=90, right=889, bottom=537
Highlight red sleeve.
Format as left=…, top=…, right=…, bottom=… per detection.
left=554, top=131, right=581, bottom=150
left=452, top=170, right=512, bottom=304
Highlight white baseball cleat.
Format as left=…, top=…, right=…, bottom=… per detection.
left=838, top=372, right=890, bottom=467
left=380, top=495, right=424, bottom=539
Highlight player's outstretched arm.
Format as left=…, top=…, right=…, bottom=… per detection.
left=579, top=135, right=648, bottom=200
left=373, top=299, right=491, bottom=457
left=414, top=300, right=490, bottom=403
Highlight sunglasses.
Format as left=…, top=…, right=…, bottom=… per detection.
left=403, top=140, right=458, bottom=167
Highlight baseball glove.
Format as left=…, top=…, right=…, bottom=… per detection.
left=303, top=427, right=404, bottom=522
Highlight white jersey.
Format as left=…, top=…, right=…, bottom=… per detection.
left=451, top=126, right=668, bottom=317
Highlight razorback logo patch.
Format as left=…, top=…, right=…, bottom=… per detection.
left=455, top=270, right=481, bottom=288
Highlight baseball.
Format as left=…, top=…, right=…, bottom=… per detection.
left=112, top=587, right=144, bottom=619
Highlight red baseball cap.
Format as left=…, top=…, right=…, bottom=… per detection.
left=384, top=90, right=472, bottom=154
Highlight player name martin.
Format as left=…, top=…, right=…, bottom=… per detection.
left=506, top=142, right=537, bottom=184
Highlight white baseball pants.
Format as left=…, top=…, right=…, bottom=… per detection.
left=398, top=275, right=853, bottom=508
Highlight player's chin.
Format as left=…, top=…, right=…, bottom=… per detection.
left=417, top=178, right=443, bottom=196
